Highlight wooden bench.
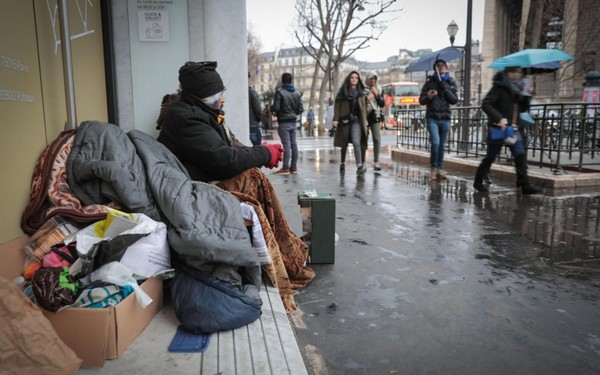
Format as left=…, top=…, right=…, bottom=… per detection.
left=78, top=278, right=309, bottom=374
left=199, top=279, right=308, bottom=375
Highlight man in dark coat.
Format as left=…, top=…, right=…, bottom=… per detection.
left=157, top=61, right=282, bottom=182
left=419, top=59, right=459, bottom=180
left=473, top=66, right=541, bottom=195
left=271, top=72, right=303, bottom=175
left=157, top=61, right=314, bottom=311
left=248, top=75, right=263, bottom=146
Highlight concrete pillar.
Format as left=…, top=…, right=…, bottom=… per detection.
left=480, top=0, right=502, bottom=96
left=112, top=0, right=249, bottom=142
left=189, top=0, right=250, bottom=143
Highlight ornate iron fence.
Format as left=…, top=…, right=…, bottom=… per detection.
left=392, top=102, right=600, bottom=173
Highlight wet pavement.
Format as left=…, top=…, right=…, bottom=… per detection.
left=266, top=129, right=600, bottom=375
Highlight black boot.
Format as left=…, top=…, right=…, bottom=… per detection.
left=521, top=185, right=542, bottom=195
left=515, top=155, right=541, bottom=195
left=473, top=162, right=490, bottom=192
left=484, top=173, right=493, bottom=185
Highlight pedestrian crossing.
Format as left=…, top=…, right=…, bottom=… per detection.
left=296, top=136, right=336, bottom=151
left=263, top=129, right=398, bottom=152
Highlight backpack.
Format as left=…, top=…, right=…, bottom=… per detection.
left=156, top=93, right=181, bottom=130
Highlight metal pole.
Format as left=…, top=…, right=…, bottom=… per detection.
left=464, top=0, right=472, bottom=107
left=58, top=0, right=77, bottom=129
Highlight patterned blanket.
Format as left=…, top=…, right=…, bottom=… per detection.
left=21, top=129, right=113, bottom=234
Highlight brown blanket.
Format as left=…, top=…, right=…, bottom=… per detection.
left=219, top=168, right=315, bottom=312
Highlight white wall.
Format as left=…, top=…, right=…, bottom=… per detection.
left=113, top=0, right=250, bottom=143
left=127, top=0, right=189, bottom=136
left=189, top=0, right=250, bottom=143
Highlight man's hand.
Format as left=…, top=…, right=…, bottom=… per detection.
left=497, top=118, right=508, bottom=128
left=427, top=89, right=437, bottom=99
left=263, top=142, right=284, bottom=169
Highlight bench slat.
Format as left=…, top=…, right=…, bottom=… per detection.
left=195, top=277, right=308, bottom=375
left=218, top=329, right=236, bottom=374
left=200, top=328, right=219, bottom=373
left=263, top=281, right=308, bottom=375
left=233, top=326, right=253, bottom=374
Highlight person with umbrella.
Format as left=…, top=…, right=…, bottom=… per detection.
left=473, top=66, right=541, bottom=195
left=418, top=59, right=459, bottom=180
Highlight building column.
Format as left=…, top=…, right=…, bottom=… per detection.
left=189, top=0, right=249, bottom=142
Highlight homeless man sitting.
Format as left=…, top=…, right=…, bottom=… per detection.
left=157, top=61, right=315, bottom=312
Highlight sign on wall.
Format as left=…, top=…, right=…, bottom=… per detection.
left=137, top=0, right=171, bottom=42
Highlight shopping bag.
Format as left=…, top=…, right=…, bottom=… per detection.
left=489, top=126, right=507, bottom=141
left=72, top=208, right=170, bottom=278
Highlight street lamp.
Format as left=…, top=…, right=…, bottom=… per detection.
left=445, top=0, right=472, bottom=107
left=447, top=20, right=458, bottom=47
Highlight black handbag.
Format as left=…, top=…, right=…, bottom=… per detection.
left=338, top=113, right=355, bottom=126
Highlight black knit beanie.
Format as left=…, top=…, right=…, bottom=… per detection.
left=178, top=61, right=225, bottom=98
left=433, top=59, right=447, bottom=70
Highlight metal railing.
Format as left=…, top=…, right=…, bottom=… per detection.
left=392, top=102, right=600, bottom=173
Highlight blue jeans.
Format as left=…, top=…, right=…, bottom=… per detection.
left=426, top=118, right=450, bottom=169
left=277, top=121, right=298, bottom=169
left=249, top=126, right=262, bottom=146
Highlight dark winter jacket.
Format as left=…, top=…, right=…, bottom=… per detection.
left=419, top=74, right=459, bottom=120
left=248, top=86, right=262, bottom=129
left=271, top=84, right=303, bottom=123
left=482, top=72, right=530, bottom=126
left=157, top=93, right=270, bottom=182
left=481, top=72, right=531, bottom=143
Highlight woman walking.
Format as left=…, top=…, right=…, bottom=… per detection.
left=333, top=71, right=369, bottom=175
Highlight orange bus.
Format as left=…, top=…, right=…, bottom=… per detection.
left=380, top=82, right=421, bottom=128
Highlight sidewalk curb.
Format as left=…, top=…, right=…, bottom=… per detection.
left=391, top=148, right=600, bottom=189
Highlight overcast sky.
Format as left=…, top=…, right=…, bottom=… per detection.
left=246, top=0, right=485, bottom=62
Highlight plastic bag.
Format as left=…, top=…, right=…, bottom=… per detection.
left=24, top=216, right=79, bottom=261
left=520, top=111, right=534, bottom=126
left=31, top=267, right=80, bottom=312
left=90, top=262, right=153, bottom=308
left=73, top=208, right=170, bottom=278
left=42, top=242, right=78, bottom=268
left=0, top=278, right=82, bottom=373
left=503, top=125, right=518, bottom=145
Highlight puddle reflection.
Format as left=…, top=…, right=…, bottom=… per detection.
left=391, top=164, right=600, bottom=272
left=295, top=146, right=600, bottom=272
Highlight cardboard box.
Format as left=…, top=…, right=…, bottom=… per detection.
left=0, top=235, right=163, bottom=368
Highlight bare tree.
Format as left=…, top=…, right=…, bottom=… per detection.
left=247, top=23, right=263, bottom=86
left=293, top=0, right=401, bottom=132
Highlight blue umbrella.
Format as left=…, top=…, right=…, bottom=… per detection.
left=405, top=46, right=463, bottom=73
left=488, top=48, right=573, bottom=70
left=526, top=61, right=562, bottom=74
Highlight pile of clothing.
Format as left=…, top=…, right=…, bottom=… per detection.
left=19, top=121, right=269, bottom=332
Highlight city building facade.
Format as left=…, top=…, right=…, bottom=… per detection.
left=481, top=0, right=600, bottom=103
